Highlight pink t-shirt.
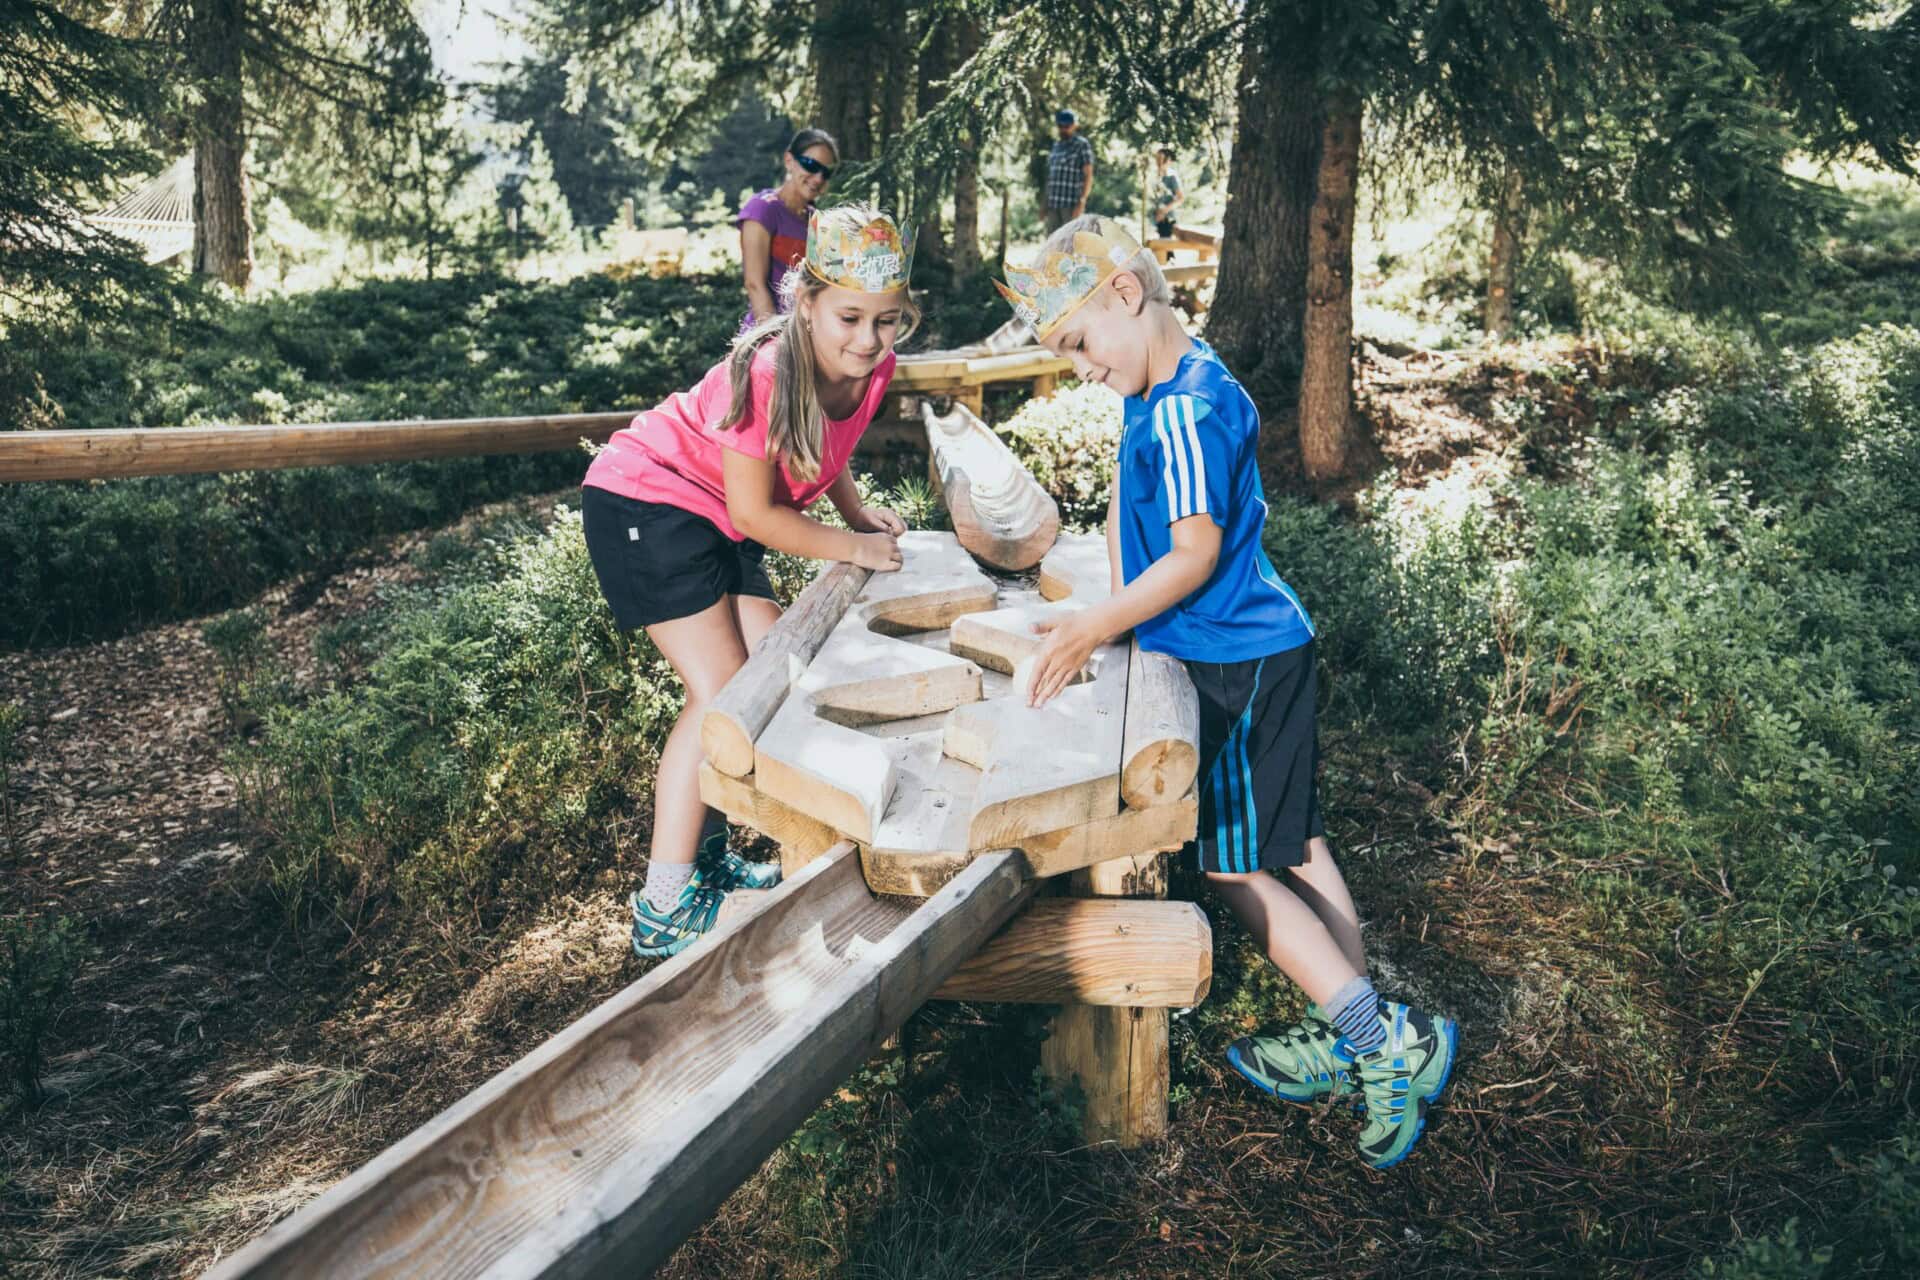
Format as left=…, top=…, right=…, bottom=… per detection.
left=583, top=346, right=896, bottom=541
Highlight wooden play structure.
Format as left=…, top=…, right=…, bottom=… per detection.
left=195, top=378, right=1210, bottom=1280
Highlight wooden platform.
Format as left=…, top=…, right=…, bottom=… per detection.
left=704, top=532, right=1200, bottom=890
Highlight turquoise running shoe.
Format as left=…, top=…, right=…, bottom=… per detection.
left=629, top=884, right=725, bottom=958
left=1340, top=1000, right=1459, bottom=1169
left=691, top=841, right=781, bottom=892
left=1226, top=1002, right=1363, bottom=1108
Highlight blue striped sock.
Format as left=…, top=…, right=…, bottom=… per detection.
left=1327, top=976, right=1387, bottom=1056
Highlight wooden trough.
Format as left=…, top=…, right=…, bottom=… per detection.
left=922, top=398, right=1059, bottom=571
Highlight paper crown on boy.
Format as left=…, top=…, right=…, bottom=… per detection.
left=994, top=219, right=1144, bottom=339
left=804, top=209, right=916, bottom=293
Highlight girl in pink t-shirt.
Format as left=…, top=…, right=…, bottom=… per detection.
left=581, top=202, right=918, bottom=957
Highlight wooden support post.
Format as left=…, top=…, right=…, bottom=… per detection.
left=1031, top=372, right=1058, bottom=400
left=1040, top=851, right=1172, bottom=1147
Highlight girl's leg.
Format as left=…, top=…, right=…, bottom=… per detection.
left=1205, top=869, right=1362, bottom=1009
left=1282, top=837, right=1366, bottom=974
left=643, top=599, right=752, bottom=870
left=728, top=593, right=782, bottom=654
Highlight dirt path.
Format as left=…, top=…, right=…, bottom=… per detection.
left=0, top=493, right=635, bottom=1278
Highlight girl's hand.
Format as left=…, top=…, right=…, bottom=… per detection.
left=850, top=530, right=903, bottom=572
left=850, top=505, right=906, bottom=536
left=1026, top=612, right=1105, bottom=707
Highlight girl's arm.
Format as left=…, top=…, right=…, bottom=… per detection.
left=723, top=448, right=901, bottom=570
left=826, top=468, right=907, bottom=536
left=739, top=221, right=776, bottom=322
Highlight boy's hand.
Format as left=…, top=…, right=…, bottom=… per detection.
left=1026, top=612, right=1106, bottom=707
left=849, top=505, right=906, bottom=536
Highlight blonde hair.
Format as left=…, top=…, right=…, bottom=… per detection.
left=720, top=202, right=920, bottom=483
left=1041, top=213, right=1173, bottom=311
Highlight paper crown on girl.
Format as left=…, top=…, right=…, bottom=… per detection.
left=995, top=220, right=1144, bottom=338
left=805, top=210, right=916, bottom=293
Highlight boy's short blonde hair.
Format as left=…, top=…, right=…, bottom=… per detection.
left=1040, top=213, right=1173, bottom=311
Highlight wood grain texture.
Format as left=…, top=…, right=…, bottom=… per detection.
left=752, top=535, right=994, bottom=842
left=0, top=413, right=637, bottom=482
left=932, top=898, right=1210, bottom=1006
left=921, top=399, right=1059, bottom=571
left=858, top=790, right=1196, bottom=897
left=1040, top=852, right=1173, bottom=1148
left=943, top=638, right=1125, bottom=850
left=701, top=562, right=871, bottom=777
left=698, top=764, right=841, bottom=868
left=1037, top=532, right=1113, bottom=605
left=1121, top=641, right=1200, bottom=810
left=202, top=844, right=1032, bottom=1280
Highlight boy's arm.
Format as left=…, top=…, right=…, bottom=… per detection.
left=1106, top=470, right=1123, bottom=596
left=1027, top=513, right=1219, bottom=706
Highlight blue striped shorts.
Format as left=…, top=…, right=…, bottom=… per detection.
left=1185, top=640, right=1324, bottom=874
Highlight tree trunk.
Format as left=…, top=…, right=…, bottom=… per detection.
left=949, top=14, right=982, bottom=274
left=189, top=0, right=253, bottom=289
left=1484, top=167, right=1525, bottom=338
left=811, top=0, right=875, bottom=168
left=1205, top=24, right=1320, bottom=404
left=912, top=13, right=951, bottom=266
left=874, top=10, right=912, bottom=211
left=1298, top=92, right=1363, bottom=485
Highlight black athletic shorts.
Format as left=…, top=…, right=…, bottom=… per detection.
left=580, top=484, right=775, bottom=630
left=1186, top=640, right=1325, bottom=874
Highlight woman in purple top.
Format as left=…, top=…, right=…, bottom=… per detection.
left=736, top=128, right=839, bottom=335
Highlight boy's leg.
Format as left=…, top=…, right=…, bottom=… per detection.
left=1205, top=869, right=1361, bottom=1007
left=1284, top=836, right=1366, bottom=974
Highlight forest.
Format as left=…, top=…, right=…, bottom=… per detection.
left=4, top=0, right=1919, bottom=1275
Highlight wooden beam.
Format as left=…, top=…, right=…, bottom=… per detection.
left=1121, top=642, right=1200, bottom=810
left=1161, top=261, right=1218, bottom=287
left=921, top=399, right=1059, bottom=571
left=0, top=412, right=635, bottom=483
left=701, top=562, right=870, bottom=777
left=202, top=844, right=1033, bottom=1280
left=857, top=787, right=1195, bottom=896
left=1042, top=852, right=1172, bottom=1148
left=932, top=898, right=1211, bottom=1007
left=752, top=535, right=994, bottom=842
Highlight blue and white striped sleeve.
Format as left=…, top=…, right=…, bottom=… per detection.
left=1148, top=394, right=1231, bottom=526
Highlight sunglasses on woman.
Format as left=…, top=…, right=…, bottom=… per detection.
left=793, top=153, right=834, bottom=180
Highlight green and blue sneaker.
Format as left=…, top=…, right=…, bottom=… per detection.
left=1339, top=1000, right=1459, bottom=1170
left=1226, top=1002, right=1363, bottom=1108
left=629, top=884, right=726, bottom=958
left=691, top=841, right=781, bottom=892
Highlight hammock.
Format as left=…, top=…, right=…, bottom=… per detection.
left=88, top=153, right=195, bottom=263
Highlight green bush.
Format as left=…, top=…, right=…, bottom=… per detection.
left=2, top=914, right=92, bottom=1106
left=1000, top=383, right=1122, bottom=528
left=1, top=272, right=742, bottom=650
left=238, top=473, right=932, bottom=938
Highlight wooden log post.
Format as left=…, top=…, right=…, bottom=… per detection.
left=1121, top=642, right=1200, bottom=809
left=1040, top=850, right=1175, bottom=1147
left=700, top=561, right=871, bottom=777
left=0, top=413, right=637, bottom=483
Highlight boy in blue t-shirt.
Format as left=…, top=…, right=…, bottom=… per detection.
left=997, top=215, right=1458, bottom=1168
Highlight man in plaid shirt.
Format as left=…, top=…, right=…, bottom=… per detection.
left=1044, top=109, right=1094, bottom=233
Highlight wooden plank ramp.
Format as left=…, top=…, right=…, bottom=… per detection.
left=202, top=843, right=1031, bottom=1280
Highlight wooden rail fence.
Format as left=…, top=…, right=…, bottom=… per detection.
left=0, top=348, right=1073, bottom=484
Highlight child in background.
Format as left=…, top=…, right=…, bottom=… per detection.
left=999, top=215, right=1459, bottom=1168
left=583, top=205, right=916, bottom=957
